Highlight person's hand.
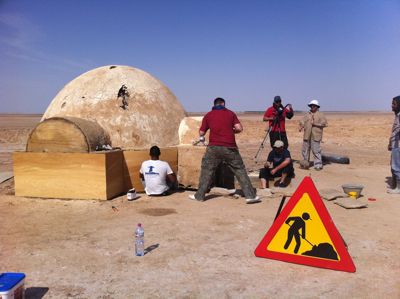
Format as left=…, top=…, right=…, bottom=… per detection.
left=287, top=104, right=292, bottom=110
left=270, top=168, right=277, bottom=175
left=199, top=135, right=205, bottom=142
left=264, top=162, right=271, bottom=168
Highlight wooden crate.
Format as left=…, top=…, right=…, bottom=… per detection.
left=13, top=151, right=125, bottom=200
left=123, top=148, right=178, bottom=192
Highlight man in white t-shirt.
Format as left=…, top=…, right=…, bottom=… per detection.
left=139, top=146, right=177, bottom=196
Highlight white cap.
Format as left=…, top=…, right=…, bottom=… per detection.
left=273, top=140, right=284, bottom=148
left=308, top=100, right=320, bottom=107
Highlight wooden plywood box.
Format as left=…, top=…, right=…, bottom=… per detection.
left=13, top=151, right=125, bottom=200
left=123, top=148, right=178, bottom=192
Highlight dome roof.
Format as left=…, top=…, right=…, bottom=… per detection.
left=42, top=65, right=186, bottom=149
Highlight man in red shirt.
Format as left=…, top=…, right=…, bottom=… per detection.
left=263, top=96, right=294, bottom=148
left=189, top=98, right=261, bottom=204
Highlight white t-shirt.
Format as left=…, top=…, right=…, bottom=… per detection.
left=140, top=160, right=174, bottom=195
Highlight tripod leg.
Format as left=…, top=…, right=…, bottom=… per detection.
left=255, top=113, right=282, bottom=160
left=254, top=126, right=272, bottom=160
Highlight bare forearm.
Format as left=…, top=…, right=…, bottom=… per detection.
left=273, top=159, right=290, bottom=171
left=233, top=123, right=243, bottom=134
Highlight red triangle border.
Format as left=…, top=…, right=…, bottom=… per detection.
left=254, top=176, right=356, bottom=273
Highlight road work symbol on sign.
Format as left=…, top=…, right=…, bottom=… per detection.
left=255, top=176, right=356, bottom=272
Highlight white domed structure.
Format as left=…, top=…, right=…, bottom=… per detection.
left=42, top=65, right=186, bottom=149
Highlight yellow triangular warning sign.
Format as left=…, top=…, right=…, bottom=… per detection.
left=255, top=176, right=356, bottom=272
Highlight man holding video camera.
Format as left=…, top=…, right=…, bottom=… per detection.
left=263, top=96, right=294, bottom=148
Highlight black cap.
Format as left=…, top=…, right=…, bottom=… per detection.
left=214, top=97, right=225, bottom=106
left=274, top=96, right=282, bottom=103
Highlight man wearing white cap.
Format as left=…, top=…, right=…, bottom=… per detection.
left=259, top=139, right=295, bottom=188
left=299, top=100, right=328, bottom=170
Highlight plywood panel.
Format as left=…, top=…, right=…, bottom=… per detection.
left=105, top=151, right=126, bottom=198
left=178, top=146, right=205, bottom=188
left=123, top=147, right=178, bottom=192
left=13, top=151, right=125, bottom=200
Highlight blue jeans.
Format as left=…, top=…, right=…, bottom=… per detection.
left=391, top=147, right=400, bottom=180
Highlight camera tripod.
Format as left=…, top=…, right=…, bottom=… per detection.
left=255, top=103, right=293, bottom=162
left=254, top=113, right=283, bottom=161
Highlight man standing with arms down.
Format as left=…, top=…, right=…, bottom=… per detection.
left=388, top=95, right=400, bottom=194
left=299, top=100, right=328, bottom=171
left=189, top=97, right=261, bottom=204
left=263, top=96, right=294, bottom=148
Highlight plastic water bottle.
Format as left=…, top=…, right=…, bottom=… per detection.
left=135, top=223, right=145, bottom=256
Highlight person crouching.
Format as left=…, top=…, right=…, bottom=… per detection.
left=259, top=140, right=295, bottom=188
left=139, top=145, right=177, bottom=196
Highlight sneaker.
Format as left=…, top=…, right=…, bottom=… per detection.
left=211, top=187, right=236, bottom=195
left=387, top=188, right=400, bottom=194
left=188, top=194, right=205, bottom=201
left=314, top=166, right=323, bottom=171
left=246, top=196, right=262, bottom=204
left=278, top=182, right=286, bottom=188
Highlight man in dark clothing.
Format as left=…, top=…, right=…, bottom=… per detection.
left=263, top=96, right=294, bottom=148
left=388, top=95, right=400, bottom=194
left=259, top=140, right=294, bottom=188
left=284, top=212, right=310, bottom=254
left=189, top=98, right=261, bottom=204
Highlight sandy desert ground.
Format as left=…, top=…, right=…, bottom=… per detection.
left=1, top=112, right=399, bottom=298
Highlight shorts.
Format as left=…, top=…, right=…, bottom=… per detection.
left=259, top=164, right=294, bottom=180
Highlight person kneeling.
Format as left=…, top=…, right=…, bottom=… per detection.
left=259, top=140, right=295, bottom=188
left=139, top=146, right=177, bottom=196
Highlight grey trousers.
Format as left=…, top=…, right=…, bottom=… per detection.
left=195, top=146, right=256, bottom=200
left=302, top=140, right=322, bottom=167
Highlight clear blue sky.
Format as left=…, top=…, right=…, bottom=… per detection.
left=1, top=0, right=399, bottom=113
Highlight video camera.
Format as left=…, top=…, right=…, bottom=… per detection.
left=276, top=104, right=291, bottom=115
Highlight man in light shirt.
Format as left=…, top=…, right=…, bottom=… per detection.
left=299, top=100, right=328, bottom=171
left=140, top=146, right=176, bottom=196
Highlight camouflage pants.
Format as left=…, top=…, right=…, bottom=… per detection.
left=195, top=146, right=256, bottom=200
